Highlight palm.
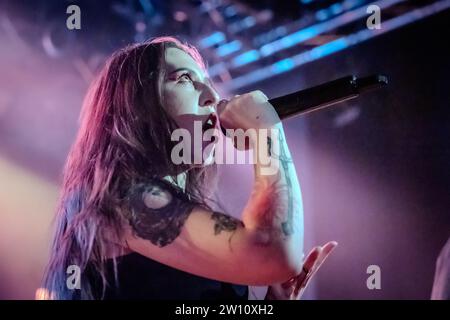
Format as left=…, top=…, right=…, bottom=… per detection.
left=265, top=241, right=338, bottom=300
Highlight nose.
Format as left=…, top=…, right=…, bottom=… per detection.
left=199, top=83, right=220, bottom=109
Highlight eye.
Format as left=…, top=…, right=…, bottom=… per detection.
left=178, top=72, right=193, bottom=83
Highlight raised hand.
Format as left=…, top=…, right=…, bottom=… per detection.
left=265, top=241, right=338, bottom=300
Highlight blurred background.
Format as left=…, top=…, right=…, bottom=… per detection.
left=0, top=0, right=449, bottom=299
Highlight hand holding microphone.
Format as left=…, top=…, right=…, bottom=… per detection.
left=217, top=90, right=282, bottom=131
left=216, top=91, right=283, bottom=150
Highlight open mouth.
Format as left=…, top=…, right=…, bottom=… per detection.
left=202, top=113, right=218, bottom=131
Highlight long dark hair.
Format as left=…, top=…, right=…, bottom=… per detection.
left=42, top=37, right=219, bottom=299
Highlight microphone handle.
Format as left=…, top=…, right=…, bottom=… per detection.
left=268, top=74, right=388, bottom=120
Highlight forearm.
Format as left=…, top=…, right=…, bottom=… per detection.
left=242, top=126, right=304, bottom=269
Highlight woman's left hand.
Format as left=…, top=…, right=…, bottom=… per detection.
left=265, top=241, right=338, bottom=300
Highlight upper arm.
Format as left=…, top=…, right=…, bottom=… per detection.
left=119, top=178, right=295, bottom=286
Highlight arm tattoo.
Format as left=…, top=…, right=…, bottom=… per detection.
left=126, top=178, right=196, bottom=247
left=211, top=211, right=243, bottom=235
left=267, top=133, right=295, bottom=236
left=211, top=211, right=244, bottom=251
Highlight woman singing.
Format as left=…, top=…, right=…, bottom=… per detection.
left=41, top=36, right=337, bottom=300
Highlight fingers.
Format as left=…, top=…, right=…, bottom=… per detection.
left=292, top=241, right=338, bottom=298
left=290, top=246, right=321, bottom=294
left=216, top=99, right=229, bottom=116
left=275, top=241, right=339, bottom=300
left=281, top=277, right=296, bottom=290
left=303, top=246, right=322, bottom=270
left=322, top=241, right=338, bottom=255
left=281, top=247, right=321, bottom=293
left=281, top=247, right=318, bottom=290
left=313, top=241, right=338, bottom=271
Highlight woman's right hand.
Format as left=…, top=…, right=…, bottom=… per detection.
left=217, top=91, right=282, bottom=150
left=217, top=91, right=282, bottom=132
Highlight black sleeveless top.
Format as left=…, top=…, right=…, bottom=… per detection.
left=87, top=252, right=248, bottom=300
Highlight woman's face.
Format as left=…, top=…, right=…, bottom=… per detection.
left=162, top=47, right=221, bottom=166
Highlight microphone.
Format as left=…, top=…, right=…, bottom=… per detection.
left=267, top=74, right=388, bottom=120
